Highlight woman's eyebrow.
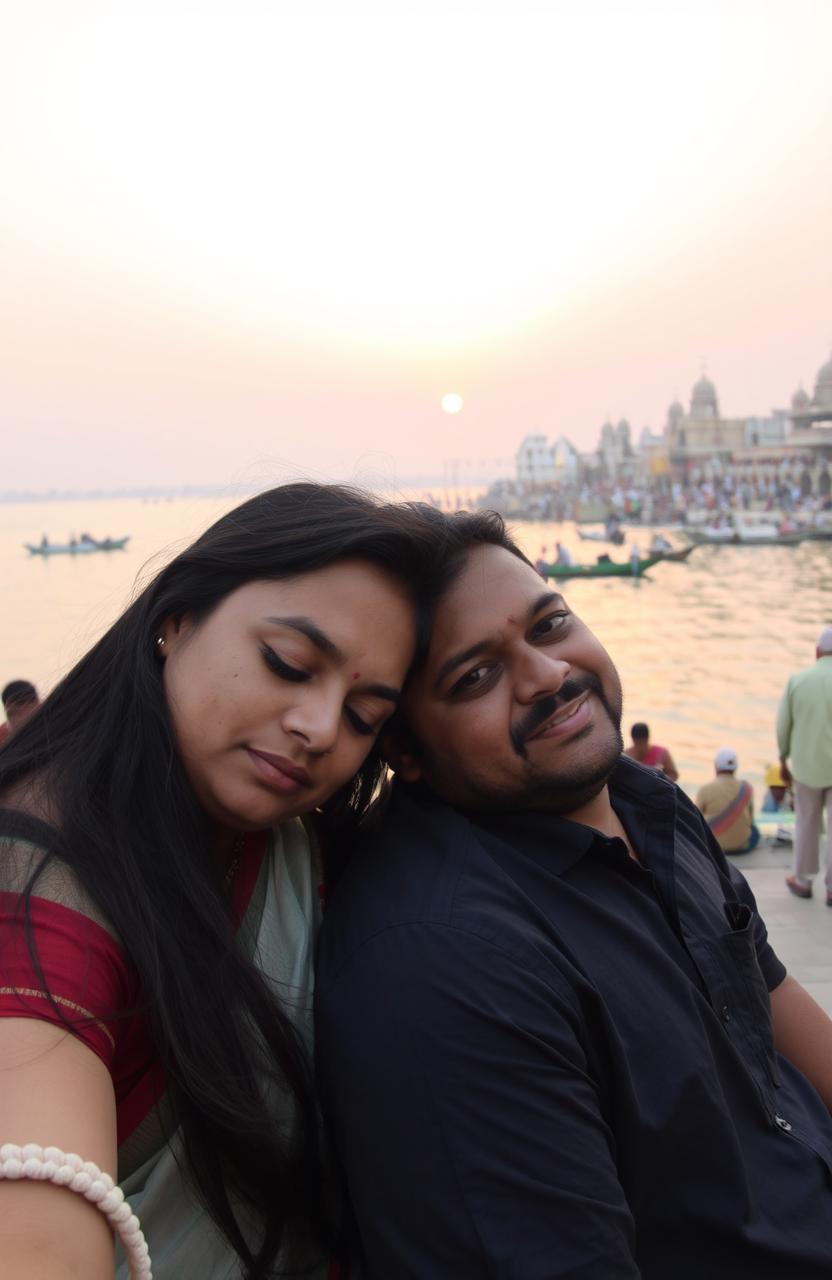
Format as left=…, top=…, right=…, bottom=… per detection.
left=262, top=616, right=344, bottom=663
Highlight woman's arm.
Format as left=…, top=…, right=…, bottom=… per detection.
left=0, top=1017, right=118, bottom=1279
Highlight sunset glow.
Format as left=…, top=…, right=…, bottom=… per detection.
left=1, top=2, right=830, bottom=490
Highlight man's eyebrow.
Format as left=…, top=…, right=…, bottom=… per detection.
left=262, top=616, right=344, bottom=664
left=530, top=590, right=564, bottom=616
left=433, top=591, right=566, bottom=691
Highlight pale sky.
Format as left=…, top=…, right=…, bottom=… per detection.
left=2, top=0, right=830, bottom=492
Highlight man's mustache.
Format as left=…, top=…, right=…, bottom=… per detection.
left=510, top=674, right=607, bottom=758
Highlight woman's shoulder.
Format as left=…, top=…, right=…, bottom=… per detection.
left=0, top=806, right=119, bottom=942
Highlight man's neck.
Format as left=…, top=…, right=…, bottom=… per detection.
left=562, top=785, right=638, bottom=860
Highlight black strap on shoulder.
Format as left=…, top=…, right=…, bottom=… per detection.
left=0, top=808, right=63, bottom=854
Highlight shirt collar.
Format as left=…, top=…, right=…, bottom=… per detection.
left=406, top=755, right=676, bottom=879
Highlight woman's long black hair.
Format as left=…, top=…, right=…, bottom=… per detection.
left=0, top=482, right=462, bottom=1277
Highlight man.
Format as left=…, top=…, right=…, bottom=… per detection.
left=696, top=746, right=760, bottom=854
left=623, top=720, right=679, bottom=781
left=317, top=517, right=832, bottom=1280
left=0, top=679, right=40, bottom=746
left=777, top=626, right=832, bottom=903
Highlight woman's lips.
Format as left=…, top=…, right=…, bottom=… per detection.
left=525, top=694, right=592, bottom=745
left=246, top=748, right=311, bottom=794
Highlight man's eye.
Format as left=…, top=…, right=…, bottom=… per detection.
left=260, top=644, right=309, bottom=683
left=531, top=611, right=569, bottom=640
left=451, top=664, right=492, bottom=696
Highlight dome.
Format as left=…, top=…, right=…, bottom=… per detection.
left=814, top=354, right=832, bottom=408
left=667, top=398, right=685, bottom=423
left=791, top=385, right=810, bottom=411
left=690, top=374, right=719, bottom=420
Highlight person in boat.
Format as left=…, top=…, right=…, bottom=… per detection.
left=316, top=518, right=832, bottom=1279
left=40, top=534, right=49, bottom=549
left=0, top=482, right=458, bottom=1280
left=0, top=680, right=40, bottom=747
left=554, top=541, right=572, bottom=567
left=624, top=721, right=679, bottom=781
left=649, top=532, right=672, bottom=553
left=695, top=747, right=760, bottom=855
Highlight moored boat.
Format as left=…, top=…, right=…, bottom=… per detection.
left=653, top=544, right=695, bottom=563
left=25, top=536, right=130, bottom=557
left=542, top=555, right=662, bottom=579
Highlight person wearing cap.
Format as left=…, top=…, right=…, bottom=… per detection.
left=696, top=747, right=760, bottom=854
left=761, top=762, right=793, bottom=814
left=777, top=625, right=832, bottom=903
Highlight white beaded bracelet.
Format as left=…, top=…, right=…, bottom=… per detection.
left=0, top=1143, right=152, bottom=1278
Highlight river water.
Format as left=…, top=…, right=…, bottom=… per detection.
left=2, top=495, right=830, bottom=797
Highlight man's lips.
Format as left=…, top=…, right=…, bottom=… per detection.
left=524, top=692, right=591, bottom=744
left=247, top=748, right=311, bottom=791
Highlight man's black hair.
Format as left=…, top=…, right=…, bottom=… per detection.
left=2, top=680, right=38, bottom=709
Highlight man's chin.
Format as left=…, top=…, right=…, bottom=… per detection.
left=492, top=731, right=623, bottom=816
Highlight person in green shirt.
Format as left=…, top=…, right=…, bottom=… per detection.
left=777, top=625, right=832, bottom=903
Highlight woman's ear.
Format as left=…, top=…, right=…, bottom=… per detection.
left=379, top=724, right=423, bottom=783
left=157, top=614, right=193, bottom=655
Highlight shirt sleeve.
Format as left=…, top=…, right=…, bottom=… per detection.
left=317, top=923, right=641, bottom=1280
left=776, top=680, right=793, bottom=760
left=0, top=889, right=132, bottom=1068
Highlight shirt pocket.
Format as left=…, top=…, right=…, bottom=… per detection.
left=713, top=902, right=779, bottom=1105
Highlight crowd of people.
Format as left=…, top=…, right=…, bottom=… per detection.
left=1, top=483, right=832, bottom=1279
left=480, top=459, right=832, bottom=526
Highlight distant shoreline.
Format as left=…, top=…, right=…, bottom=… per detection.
left=0, top=478, right=461, bottom=504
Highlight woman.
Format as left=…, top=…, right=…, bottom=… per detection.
left=0, top=482, right=448, bottom=1279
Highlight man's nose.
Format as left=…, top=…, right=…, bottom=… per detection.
left=514, top=648, right=571, bottom=705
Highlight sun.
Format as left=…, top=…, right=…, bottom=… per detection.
left=441, top=393, right=463, bottom=414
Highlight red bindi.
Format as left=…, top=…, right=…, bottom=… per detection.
left=352, top=671, right=361, bottom=680
left=507, top=616, right=515, bottom=624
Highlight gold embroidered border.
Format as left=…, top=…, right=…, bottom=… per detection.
left=0, top=986, right=115, bottom=1050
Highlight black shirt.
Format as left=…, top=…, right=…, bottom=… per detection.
left=316, top=758, right=832, bottom=1279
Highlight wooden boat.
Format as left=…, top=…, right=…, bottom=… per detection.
left=542, top=555, right=662, bottom=579
left=685, top=528, right=805, bottom=547
left=685, top=516, right=807, bottom=547
left=25, top=536, right=130, bottom=557
left=652, top=544, right=695, bottom=563
left=576, top=527, right=625, bottom=546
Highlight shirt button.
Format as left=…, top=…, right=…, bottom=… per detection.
left=775, top=1115, right=793, bottom=1132
left=720, top=1005, right=731, bottom=1023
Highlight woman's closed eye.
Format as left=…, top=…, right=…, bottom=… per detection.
left=344, top=707, right=377, bottom=736
left=260, top=643, right=309, bottom=683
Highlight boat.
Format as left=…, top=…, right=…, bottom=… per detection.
left=25, top=536, right=130, bottom=557
left=684, top=516, right=807, bottom=547
left=576, top=527, right=625, bottom=546
left=542, top=555, right=662, bottom=579
left=652, top=544, right=695, bottom=563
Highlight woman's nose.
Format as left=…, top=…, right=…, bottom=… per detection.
left=283, top=691, right=341, bottom=755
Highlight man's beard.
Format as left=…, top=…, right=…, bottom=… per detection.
left=482, top=671, right=624, bottom=815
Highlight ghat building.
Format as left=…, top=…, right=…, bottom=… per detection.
left=513, top=349, right=832, bottom=489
